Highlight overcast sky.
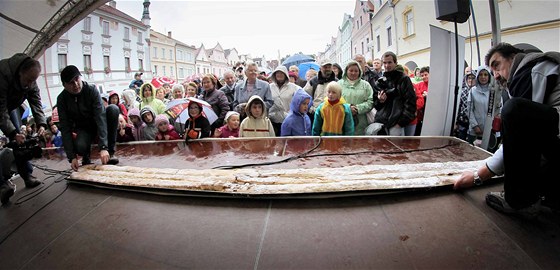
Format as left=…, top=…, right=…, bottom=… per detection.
left=117, top=0, right=355, bottom=60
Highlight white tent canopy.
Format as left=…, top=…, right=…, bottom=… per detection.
left=0, top=0, right=109, bottom=59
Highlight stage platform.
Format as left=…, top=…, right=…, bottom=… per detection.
left=0, top=137, right=559, bottom=269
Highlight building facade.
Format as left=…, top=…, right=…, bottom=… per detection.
left=37, top=2, right=150, bottom=109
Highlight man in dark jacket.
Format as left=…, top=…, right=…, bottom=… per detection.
left=0, top=53, right=45, bottom=203
left=455, top=43, right=560, bottom=216
left=373, top=52, right=417, bottom=135
left=57, top=65, right=119, bottom=171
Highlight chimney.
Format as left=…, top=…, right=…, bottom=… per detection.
left=109, top=1, right=116, bottom=8
left=168, top=31, right=172, bottom=38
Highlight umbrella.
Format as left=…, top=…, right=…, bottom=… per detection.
left=282, top=53, right=314, bottom=68
left=297, top=62, right=320, bottom=80
left=151, top=76, right=176, bottom=88
left=165, top=97, right=218, bottom=125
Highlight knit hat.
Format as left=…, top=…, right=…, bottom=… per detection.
left=60, top=65, right=81, bottom=84
left=224, top=111, right=240, bottom=122
left=154, top=114, right=169, bottom=127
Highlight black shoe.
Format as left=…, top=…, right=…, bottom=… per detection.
left=24, top=178, right=42, bottom=188
left=107, top=154, right=119, bottom=165
left=82, top=157, right=93, bottom=166
left=1, top=184, right=15, bottom=205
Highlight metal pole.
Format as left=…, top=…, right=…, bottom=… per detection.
left=489, top=0, right=501, bottom=46
left=480, top=0, right=501, bottom=150
left=469, top=0, right=481, bottom=66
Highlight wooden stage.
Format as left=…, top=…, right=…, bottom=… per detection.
left=0, top=137, right=559, bottom=269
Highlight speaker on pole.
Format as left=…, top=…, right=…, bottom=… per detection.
left=435, top=0, right=471, bottom=23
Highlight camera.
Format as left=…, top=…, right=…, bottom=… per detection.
left=373, top=76, right=395, bottom=95
left=6, top=136, right=42, bottom=161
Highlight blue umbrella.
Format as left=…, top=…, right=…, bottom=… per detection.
left=297, top=62, right=320, bottom=80
left=282, top=53, right=314, bottom=68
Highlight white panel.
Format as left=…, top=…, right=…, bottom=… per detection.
left=421, top=25, right=465, bottom=136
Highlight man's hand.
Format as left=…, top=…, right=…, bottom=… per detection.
left=474, top=126, right=483, bottom=135
left=453, top=171, right=475, bottom=190
left=15, top=133, right=25, bottom=144
left=378, top=91, right=387, bottom=103
left=37, top=126, right=46, bottom=137
left=71, top=158, right=80, bottom=171
left=100, top=149, right=110, bottom=164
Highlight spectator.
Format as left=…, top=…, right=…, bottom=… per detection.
left=239, top=95, right=275, bottom=137
left=219, top=70, right=237, bottom=109
left=455, top=71, right=476, bottom=140
left=154, top=114, right=180, bottom=141
left=140, top=106, right=157, bottom=140
left=185, top=82, right=198, bottom=98
left=184, top=101, right=212, bottom=141
left=200, top=74, right=230, bottom=132
left=281, top=88, right=313, bottom=136
left=214, top=111, right=240, bottom=138
left=289, top=65, right=307, bottom=88
left=268, top=66, right=299, bottom=135
left=155, top=87, right=170, bottom=105
left=339, top=60, right=374, bottom=135
left=305, top=69, right=318, bottom=82
left=332, top=63, right=343, bottom=80
left=139, top=82, right=166, bottom=115
left=312, top=82, right=354, bottom=136
left=171, top=84, right=185, bottom=100
left=121, top=89, right=139, bottom=111
left=372, top=52, right=417, bottom=136
left=116, top=114, right=134, bottom=143
left=128, top=108, right=145, bottom=141
left=232, top=62, right=273, bottom=110
left=108, top=91, right=129, bottom=122
left=467, top=66, right=494, bottom=145
left=354, top=54, right=380, bottom=90
left=304, top=60, right=338, bottom=124
left=408, top=66, right=430, bottom=136
left=129, top=72, right=144, bottom=94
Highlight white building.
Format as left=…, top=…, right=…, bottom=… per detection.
left=175, top=41, right=196, bottom=82
left=340, top=14, right=354, bottom=67
left=37, top=2, right=150, bottom=109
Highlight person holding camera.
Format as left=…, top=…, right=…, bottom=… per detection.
left=57, top=65, right=119, bottom=172
left=371, top=52, right=417, bottom=136
left=0, top=54, right=46, bottom=203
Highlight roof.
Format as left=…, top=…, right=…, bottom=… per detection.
left=97, top=4, right=146, bottom=27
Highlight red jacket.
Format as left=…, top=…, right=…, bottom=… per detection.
left=412, top=81, right=428, bottom=125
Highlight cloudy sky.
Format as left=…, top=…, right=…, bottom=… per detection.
left=117, top=0, right=355, bottom=60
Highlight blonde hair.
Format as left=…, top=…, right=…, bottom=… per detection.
left=325, top=81, right=342, bottom=96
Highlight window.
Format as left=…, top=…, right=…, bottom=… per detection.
left=186, top=52, right=193, bottom=62
left=161, top=48, right=165, bottom=59
left=138, top=59, right=143, bottom=70
left=125, top=57, right=131, bottom=72
left=103, top=56, right=110, bottom=69
left=138, top=31, right=143, bottom=43
left=387, top=26, right=392, bottom=46
left=58, top=54, right=67, bottom=72
left=366, top=37, right=370, bottom=52
left=83, top=55, right=92, bottom=70
left=376, top=35, right=380, bottom=52
left=124, top=27, right=130, bottom=40
left=154, top=65, right=158, bottom=76
left=177, top=50, right=183, bottom=61
left=163, top=66, right=167, bottom=76
left=153, top=47, right=158, bottom=58
left=170, top=67, right=174, bottom=77
left=404, top=9, right=415, bottom=36
left=179, top=68, right=184, bottom=78
left=83, top=17, right=91, bottom=31
left=169, top=49, right=173, bottom=60
left=102, top=21, right=110, bottom=35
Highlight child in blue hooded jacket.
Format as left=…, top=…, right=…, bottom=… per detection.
left=281, top=89, right=313, bottom=136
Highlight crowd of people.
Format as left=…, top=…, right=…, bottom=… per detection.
left=1, top=43, right=558, bottom=218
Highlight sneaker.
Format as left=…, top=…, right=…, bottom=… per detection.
left=82, top=157, right=93, bottom=166
left=485, top=191, right=541, bottom=219
left=107, top=154, right=119, bottom=165
left=1, top=184, right=15, bottom=205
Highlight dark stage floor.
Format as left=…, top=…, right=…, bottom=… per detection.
left=1, top=137, right=559, bottom=269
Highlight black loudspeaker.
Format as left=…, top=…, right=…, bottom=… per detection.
left=435, top=0, right=471, bottom=23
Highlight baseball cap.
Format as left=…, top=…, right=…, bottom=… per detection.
left=321, top=60, right=332, bottom=67
left=134, top=72, right=143, bottom=77
left=60, top=65, right=81, bottom=84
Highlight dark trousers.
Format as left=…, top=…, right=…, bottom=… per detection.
left=9, top=109, right=32, bottom=182
left=502, top=98, right=560, bottom=208
left=74, top=105, right=119, bottom=158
